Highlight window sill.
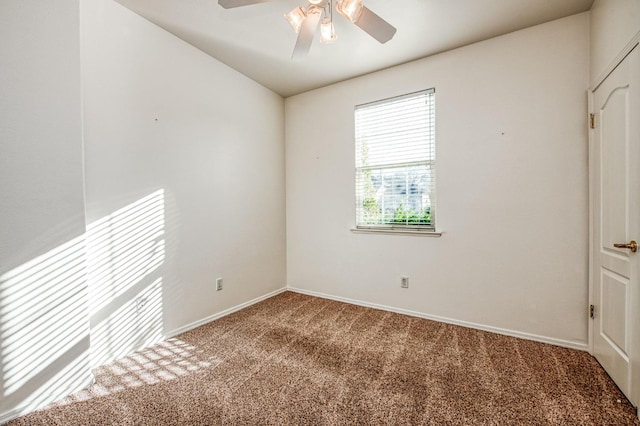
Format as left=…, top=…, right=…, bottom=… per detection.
left=350, top=227, right=442, bottom=237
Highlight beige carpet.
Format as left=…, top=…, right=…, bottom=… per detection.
left=7, top=291, right=639, bottom=425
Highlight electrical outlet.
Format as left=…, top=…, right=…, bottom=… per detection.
left=401, top=276, right=409, bottom=288
left=216, top=278, right=223, bottom=291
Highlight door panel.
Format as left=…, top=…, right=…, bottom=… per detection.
left=601, top=270, right=627, bottom=355
left=601, top=87, right=628, bottom=250
left=592, top=44, right=639, bottom=406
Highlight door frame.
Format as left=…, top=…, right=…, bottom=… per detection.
left=588, top=31, right=640, bottom=409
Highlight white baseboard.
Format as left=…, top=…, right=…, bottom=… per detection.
left=0, top=375, right=95, bottom=425
left=166, top=287, right=287, bottom=339
left=287, top=287, right=588, bottom=352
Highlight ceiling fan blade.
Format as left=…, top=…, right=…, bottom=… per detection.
left=218, top=0, right=274, bottom=9
left=291, top=9, right=322, bottom=61
left=354, top=6, right=397, bottom=44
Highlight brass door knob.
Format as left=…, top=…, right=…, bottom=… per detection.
left=614, top=240, right=638, bottom=253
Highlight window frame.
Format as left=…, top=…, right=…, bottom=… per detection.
left=352, top=88, right=439, bottom=236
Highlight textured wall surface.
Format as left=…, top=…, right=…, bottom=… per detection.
left=82, top=0, right=286, bottom=367
left=286, top=13, right=590, bottom=348
left=0, top=0, right=92, bottom=420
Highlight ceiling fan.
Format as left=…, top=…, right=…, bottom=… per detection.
left=218, top=0, right=397, bottom=60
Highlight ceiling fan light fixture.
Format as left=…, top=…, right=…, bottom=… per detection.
left=285, top=6, right=307, bottom=33
left=320, top=18, right=337, bottom=44
left=220, top=0, right=395, bottom=59
left=306, top=5, right=322, bottom=15
left=336, top=0, right=364, bottom=23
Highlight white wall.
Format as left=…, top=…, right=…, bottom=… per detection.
left=286, top=13, right=590, bottom=348
left=0, top=0, right=92, bottom=420
left=590, top=0, right=640, bottom=83
left=81, top=0, right=286, bottom=366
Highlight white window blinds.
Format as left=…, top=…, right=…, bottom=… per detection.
left=355, top=89, right=436, bottom=230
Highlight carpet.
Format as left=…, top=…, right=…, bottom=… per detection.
left=6, top=291, right=639, bottom=425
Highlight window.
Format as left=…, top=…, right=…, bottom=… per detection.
left=355, top=89, right=436, bottom=231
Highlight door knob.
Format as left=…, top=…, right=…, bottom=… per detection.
left=614, top=240, right=638, bottom=253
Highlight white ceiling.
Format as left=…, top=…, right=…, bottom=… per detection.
left=115, top=0, right=594, bottom=97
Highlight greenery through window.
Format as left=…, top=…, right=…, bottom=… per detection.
left=355, top=89, right=436, bottom=230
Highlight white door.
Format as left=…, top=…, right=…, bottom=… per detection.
left=591, top=43, right=640, bottom=408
